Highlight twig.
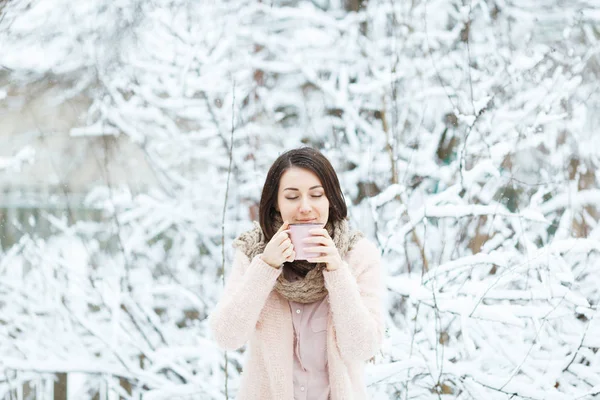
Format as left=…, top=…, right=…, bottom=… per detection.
left=458, top=96, right=493, bottom=190
left=379, top=100, right=429, bottom=273
left=562, top=313, right=593, bottom=373
left=463, top=375, right=542, bottom=400
left=466, top=1, right=475, bottom=116
left=220, top=80, right=236, bottom=400
left=404, top=302, right=421, bottom=400
left=424, top=0, right=458, bottom=112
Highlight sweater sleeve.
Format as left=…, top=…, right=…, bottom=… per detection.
left=323, top=238, right=385, bottom=362
left=209, top=250, right=282, bottom=351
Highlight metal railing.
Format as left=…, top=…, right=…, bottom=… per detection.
left=0, top=187, right=103, bottom=250
left=0, top=188, right=122, bottom=400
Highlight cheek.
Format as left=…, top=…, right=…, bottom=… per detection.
left=320, top=199, right=330, bottom=214
left=277, top=199, right=294, bottom=215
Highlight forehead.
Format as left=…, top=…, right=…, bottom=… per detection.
left=279, top=167, right=322, bottom=188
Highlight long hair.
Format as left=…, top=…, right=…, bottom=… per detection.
left=259, top=147, right=347, bottom=241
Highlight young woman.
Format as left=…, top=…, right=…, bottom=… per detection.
left=210, top=147, right=384, bottom=400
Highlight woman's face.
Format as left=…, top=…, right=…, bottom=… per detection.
left=276, top=167, right=330, bottom=225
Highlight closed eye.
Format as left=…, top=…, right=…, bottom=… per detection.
left=285, top=195, right=323, bottom=200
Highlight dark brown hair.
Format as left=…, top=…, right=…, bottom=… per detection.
left=259, top=147, right=347, bottom=240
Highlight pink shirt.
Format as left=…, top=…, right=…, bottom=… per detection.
left=210, top=237, right=385, bottom=400
left=285, top=268, right=331, bottom=400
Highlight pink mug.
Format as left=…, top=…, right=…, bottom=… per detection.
left=289, top=223, right=323, bottom=261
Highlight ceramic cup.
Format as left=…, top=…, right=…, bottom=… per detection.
left=288, top=223, right=322, bottom=261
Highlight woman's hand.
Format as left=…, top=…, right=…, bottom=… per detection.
left=261, top=221, right=295, bottom=269
left=304, top=228, right=343, bottom=271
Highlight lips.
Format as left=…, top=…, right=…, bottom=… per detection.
left=297, top=219, right=317, bottom=223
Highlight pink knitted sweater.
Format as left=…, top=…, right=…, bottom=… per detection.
left=209, top=238, right=384, bottom=400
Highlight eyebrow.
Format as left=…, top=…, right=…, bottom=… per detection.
left=283, top=185, right=323, bottom=191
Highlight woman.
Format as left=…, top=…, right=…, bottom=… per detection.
left=209, top=147, right=384, bottom=400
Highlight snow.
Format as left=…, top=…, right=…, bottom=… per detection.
left=1, top=0, right=600, bottom=399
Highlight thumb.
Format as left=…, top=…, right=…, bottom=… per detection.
left=276, top=220, right=290, bottom=234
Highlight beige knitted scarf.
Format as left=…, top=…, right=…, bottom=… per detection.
left=233, top=218, right=363, bottom=303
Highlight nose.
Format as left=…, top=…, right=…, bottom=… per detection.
left=299, top=198, right=311, bottom=213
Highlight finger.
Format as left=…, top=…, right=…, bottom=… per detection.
left=303, top=236, right=329, bottom=245
left=279, top=238, right=292, bottom=248
left=283, top=246, right=294, bottom=258
left=307, top=256, right=327, bottom=263
left=275, top=230, right=290, bottom=244
left=304, top=237, right=335, bottom=251
left=309, top=228, right=328, bottom=236
left=306, top=246, right=332, bottom=254
left=276, top=221, right=290, bottom=234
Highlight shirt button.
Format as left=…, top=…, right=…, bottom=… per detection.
left=300, top=386, right=305, bottom=391
left=296, top=309, right=301, bottom=314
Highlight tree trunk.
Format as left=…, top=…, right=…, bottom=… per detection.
left=53, top=374, right=67, bottom=400
left=345, top=0, right=366, bottom=12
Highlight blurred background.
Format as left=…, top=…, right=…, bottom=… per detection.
left=1, top=0, right=599, bottom=399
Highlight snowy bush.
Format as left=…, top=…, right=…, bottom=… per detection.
left=1, top=0, right=599, bottom=399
